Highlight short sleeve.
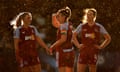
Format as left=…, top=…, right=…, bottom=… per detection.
left=99, top=24, right=108, bottom=34
left=60, top=23, right=68, bottom=35
left=13, top=28, right=20, bottom=38
left=32, top=26, right=40, bottom=36
left=74, top=23, right=82, bottom=34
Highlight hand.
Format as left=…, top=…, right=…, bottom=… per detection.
left=15, top=50, right=24, bottom=67
left=45, top=47, right=50, bottom=54
left=78, top=44, right=85, bottom=50
left=94, top=45, right=102, bottom=49
left=19, top=60, right=24, bottom=68
left=16, top=55, right=23, bottom=67
left=49, top=48, right=53, bottom=55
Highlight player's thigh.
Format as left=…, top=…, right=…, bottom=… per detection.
left=58, top=67, right=65, bottom=72
left=89, top=64, right=97, bottom=72
left=77, top=63, right=86, bottom=72
left=65, top=66, right=74, bottom=72
left=20, top=66, right=31, bottom=72
left=32, top=64, right=41, bottom=72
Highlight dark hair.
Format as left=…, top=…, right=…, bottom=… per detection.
left=58, top=7, right=71, bottom=19
left=59, top=9, right=70, bottom=17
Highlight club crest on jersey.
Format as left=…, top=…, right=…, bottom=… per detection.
left=94, top=28, right=99, bottom=32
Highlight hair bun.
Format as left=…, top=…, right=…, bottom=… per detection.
left=58, top=6, right=71, bottom=18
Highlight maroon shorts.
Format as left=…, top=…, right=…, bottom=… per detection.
left=20, top=64, right=41, bottom=72
left=78, top=46, right=99, bottom=65
left=56, top=48, right=75, bottom=67
left=17, top=56, right=40, bottom=67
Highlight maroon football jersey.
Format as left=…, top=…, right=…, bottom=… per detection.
left=18, top=26, right=40, bottom=66
left=81, top=23, right=100, bottom=46
left=57, top=23, right=73, bottom=50
left=56, top=23, right=75, bottom=67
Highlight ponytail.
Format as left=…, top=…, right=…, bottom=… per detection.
left=16, top=15, right=22, bottom=27
left=10, top=12, right=31, bottom=29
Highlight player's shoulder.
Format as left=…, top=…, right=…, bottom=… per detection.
left=15, top=26, right=22, bottom=30
left=82, top=23, right=87, bottom=26
left=95, top=22, right=103, bottom=27
left=61, top=22, right=68, bottom=27
left=78, top=23, right=86, bottom=27
left=29, top=25, right=36, bottom=28
left=60, top=22, right=68, bottom=29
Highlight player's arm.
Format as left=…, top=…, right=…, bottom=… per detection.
left=100, top=33, right=111, bottom=49
left=72, top=32, right=80, bottom=48
left=13, top=28, right=22, bottom=62
left=36, top=36, right=49, bottom=51
left=95, top=33, right=111, bottom=49
left=33, top=26, right=49, bottom=51
left=14, top=38, right=20, bottom=60
left=95, top=24, right=111, bottom=49
left=50, top=24, right=68, bottom=50
left=50, top=32, right=67, bottom=50
left=52, top=13, right=60, bottom=28
left=72, top=24, right=84, bottom=49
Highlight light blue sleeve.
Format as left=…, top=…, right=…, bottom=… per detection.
left=32, top=26, right=40, bottom=36
left=13, top=28, right=20, bottom=38
left=99, top=24, right=108, bottom=34
left=74, top=24, right=82, bottom=34
left=60, top=23, right=68, bottom=31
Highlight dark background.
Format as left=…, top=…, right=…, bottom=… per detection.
left=0, top=0, right=120, bottom=72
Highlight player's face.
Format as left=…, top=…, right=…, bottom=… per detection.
left=23, top=14, right=32, bottom=25
left=87, top=10, right=95, bottom=22
left=57, top=13, right=65, bottom=23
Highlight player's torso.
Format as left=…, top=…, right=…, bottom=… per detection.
left=57, top=23, right=73, bottom=50
left=81, top=23, right=100, bottom=46
left=19, top=26, right=36, bottom=41
left=18, top=26, right=37, bottom=57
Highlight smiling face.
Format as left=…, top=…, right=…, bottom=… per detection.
left=87, top=10, right=95, bottom=22
left=82, top=8, right=97, bottom=24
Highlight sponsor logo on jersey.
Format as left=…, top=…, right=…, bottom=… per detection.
left=85, top=33, right=95, bottom=39
left=25, top=35, right=35, bottom=40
